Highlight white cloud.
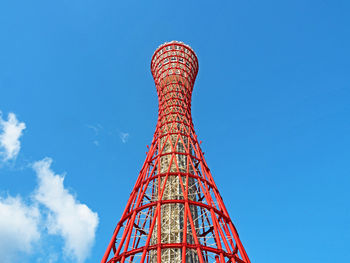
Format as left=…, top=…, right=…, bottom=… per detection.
left=33, top=158, right=99, bottom=263
left=0, top=112, right=26, bottom=161
left=0, top=195, right=40, bottom=263
left=119, top=132, right=129, bottom=143
left=0, top=111, right=98, bottom=262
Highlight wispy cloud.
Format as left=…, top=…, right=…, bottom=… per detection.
left=87, top=124, right=130, bottom=145
left=0, top=195, right=40, bottom=263
left=86, top=124, right=102, bottom=136
left=119, top=132, right=129, bottom=143
left=33, top=158, right=99, bottom=263
left=86, top=124, right=103, bottom=146
left=0, top=112, right=26, bottom=161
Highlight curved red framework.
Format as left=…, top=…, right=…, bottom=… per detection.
left=101, top=41, right=250, bottom=263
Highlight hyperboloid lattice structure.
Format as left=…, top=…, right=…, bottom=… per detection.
left=101, top=41, right=250, bottom=263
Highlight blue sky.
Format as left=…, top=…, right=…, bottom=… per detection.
left=0, top=0, right=349, bottom=262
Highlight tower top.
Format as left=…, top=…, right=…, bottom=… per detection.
left=151, top=41, right=198, bottom=88
left=152, top=40, right=196, bottom=57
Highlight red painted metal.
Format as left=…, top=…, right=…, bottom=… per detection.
left=101, top=41, right=251, bottom=263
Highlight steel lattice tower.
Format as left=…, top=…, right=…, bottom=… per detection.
left=101, top=41, right=250, bottom=263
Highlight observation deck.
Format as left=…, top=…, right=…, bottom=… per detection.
left=151, top=41, right=199, bottom=91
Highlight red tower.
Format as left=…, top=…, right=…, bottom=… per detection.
left=101, top=41, right=250, bottom=263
